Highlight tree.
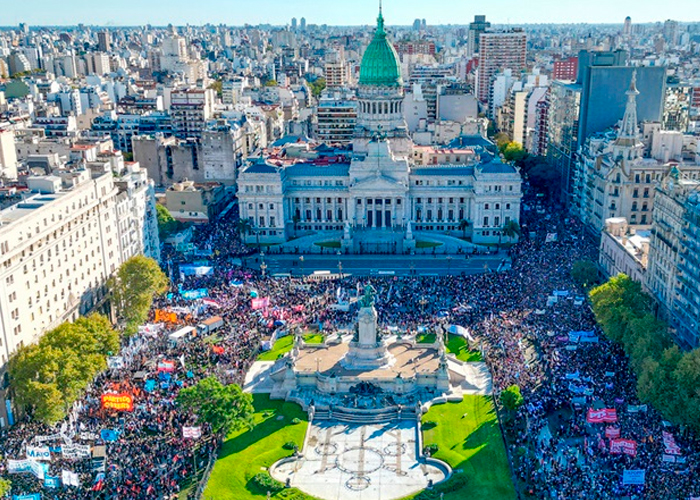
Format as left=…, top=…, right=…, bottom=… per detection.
left=502, top=142, right=528, bottom=163
left=8, top=314, right=118, bottom=424
left=176, top=376, right=254, bottom=436
left=0, top=478, right=11, bottom=497
left=237, top=218, right=252, bottom=237
left=208, top=79, right=223, bottom=98
left=156, top=204, right=180, bottom=240
left=571, top=260, right=598, bottom=289
left=673, top=349, right=700, bottom=432
left=494, top=132, right=510, bottom=151
left=110, top=256, right=168, bottom=335
left=308, top=77, right=326, bottom=98
left=458, top=219, right=470, bottom=239
left=500, top=220, right=521, bottom=244
left=501, top=384, right=524, bottom=413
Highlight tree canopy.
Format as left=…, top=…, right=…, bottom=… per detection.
left=501, top=384, right=524, bottom=413
left=156, top=203, right=181, bottom=240
left=176, top=376, right=254, bottom=436
left=589, top=274, right=700, bottom=431
left=110, top=256, right=168, bottom=335
left=9, top=314, right=118, bottom=424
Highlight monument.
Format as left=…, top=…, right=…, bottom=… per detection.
left=341, top=284, right=394, bottom=370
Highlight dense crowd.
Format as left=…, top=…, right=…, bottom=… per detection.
left=0, top=186, right=699, bottom=500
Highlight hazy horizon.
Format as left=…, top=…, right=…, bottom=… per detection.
left=2, top=0, right=698, bottom=28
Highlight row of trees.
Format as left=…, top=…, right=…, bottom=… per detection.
left=589, top=274, right=700, bottom=432
left=9, top=314, right=119, bottom=424
left=8, top=256, right=168, bottom=423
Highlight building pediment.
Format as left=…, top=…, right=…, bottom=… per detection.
left=350, top=174, right=407, bottom=193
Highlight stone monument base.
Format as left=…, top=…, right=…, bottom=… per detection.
left=341, top=341, right=395, bottom=370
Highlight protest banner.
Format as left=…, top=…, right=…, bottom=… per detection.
left=154, top=309, right=178, bottom=324
left=61, top=444, right=91, bottom=460
left=157, top=360, right=176, bottom=372
left=106, top=356, right=125, bottom=370
left=44, top=475, right=60, bottom=488
left=605, top=427, right=621, bottom=439
left=100, top=429, right=119, bottom=442
left=182, top=426, right=202, bottom=439
left=62, top=469, right=80, bottom=487
left=622, top=469, right=645, bottom=485
left=663, top=431, right=682, bottom=456
left=25, top=446, right=51, bottom=461
left=101, top=393, right=134, bottom=412
left=586, top=408, right=617, bottom=423
left=251, top=297, right=270, bottom=310
left=610, top=439, right=637, bottom=457
left=12, top=494, right=41, bottom=500
left=7, top=459, right=33, bottom=474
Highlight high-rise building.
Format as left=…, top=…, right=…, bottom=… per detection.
left=663, top=19, right=679, bottom=46
left=315, top=96, right=357, bottom=144
left=97, top=30, right=111, bottom=52
left=646, top=171, right=700, bottom=349
left=476, top=30, right=527, bottom=111
left=7, top=52, right=31, bottom=76
left=623, top=16, right=632, bottom=36
left=548, top=50, right=666, bottom=204
left=467, top=15, right=490, bottom=57
left=170, top=88, right=215, bottom=139
left=291, top=17, right=297, bottom=30
left=300, top=17, right=306, bottom=31
left=552, top=57, right=579, bottom=81
left=413, top=19, right=421, bottom=31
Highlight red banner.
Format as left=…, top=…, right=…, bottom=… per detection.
left=101, top=393, right=133, bottom=412
left=610, top=438, right=637, bottom=457
left=605, top=427, right=621, bottom=439
left=587, top=408, right=618, bottom=423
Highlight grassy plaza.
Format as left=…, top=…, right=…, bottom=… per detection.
left=204, top=394, right=513, bottom=500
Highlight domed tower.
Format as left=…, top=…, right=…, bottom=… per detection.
left=354, top=6, right=410, bottom=155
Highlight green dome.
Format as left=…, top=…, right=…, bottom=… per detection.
left=359, top=9, right=403, bottom=88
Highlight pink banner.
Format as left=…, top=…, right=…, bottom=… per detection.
left=587, top=408, right=617, bottom=424
left=610, top=438, right=637, bottom=457
left=662, top=431, right=682, bottom=455
left=605, top=427, right=621, bottom=439
left=251, top=297, right=270, bottom=310
left=157, top=360, right=176, bottom=372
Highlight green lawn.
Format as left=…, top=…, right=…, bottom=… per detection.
left=203, top=395, right=314, bottom=500
left=404, top=396, right=516, bottom=500
left=416, top=333, right=437, bottom=343
left=416, top=240, right=442, bottom=249
left=257, top=335, right=293, bottom=361
left=303, top=334, right=324, bottom=344
left=446, top=334, right=483, bottom=362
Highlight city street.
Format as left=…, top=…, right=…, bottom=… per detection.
left=250, top=253, right=510, bottom=277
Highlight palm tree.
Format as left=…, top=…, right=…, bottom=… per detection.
left=292, top=214, right=301, bottom=236
left=500, top=220, right=521, bottom=245
left=458, top=219, right=470, bottom=239
left=236, top=218, right=252, bottom=238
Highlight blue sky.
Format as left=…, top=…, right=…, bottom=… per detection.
left=1, top=0, right=697, bottom=26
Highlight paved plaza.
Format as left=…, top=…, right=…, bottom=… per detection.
left=271, top=420, right=447, bottom=500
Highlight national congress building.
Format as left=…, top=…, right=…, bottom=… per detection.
left=237, top=8, right=522, bottom=250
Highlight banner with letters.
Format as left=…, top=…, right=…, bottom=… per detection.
left=662, top=431, right=682, bottom=456
left=25, top=446, right=51, bottom=461
left=62, top=469, right=80, bottom=487
left=622, top=469, right=645, bottom=485
left=106, top=356, right=125, bottom=370
left=61, top=444, right=91, bottom=460
left=101, top=393, right=133, bottom=412
left=610, top=439, right=638, bottom=457
left=605, top=427, right=621, bottom=439
left=182, top=426, right=202, bottom=439
left=251, top=297, right=270, bottom=310
left=587, top=408, right=618, bottom=423
left=12, top=494, right=41, bottom=500
left=157, top=360, right=176, bottom=372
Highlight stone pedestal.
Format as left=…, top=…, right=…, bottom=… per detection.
left=341, top=306, right=394, bottom=370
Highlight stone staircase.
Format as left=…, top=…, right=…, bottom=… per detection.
left=313, top=405, right=418, bottom=424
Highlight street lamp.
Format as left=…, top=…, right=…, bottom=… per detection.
left=446, top=255, right=452, bottom=273
left=419, top=296, right=428, bottom=317
left=260, top=251, right=267, bottom=278
left=299, top=255, right=305, bottom=276
left=409, top=261, right=415, bottom=276
left=336, top=250, right=343, bottom=279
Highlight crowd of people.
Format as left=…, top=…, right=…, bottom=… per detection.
left=0, top=184, right=699, bottom=500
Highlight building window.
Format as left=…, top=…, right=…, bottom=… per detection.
left=484, top=216, right=489, bottom=226
left=485, top=203, right=489, bottom=210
